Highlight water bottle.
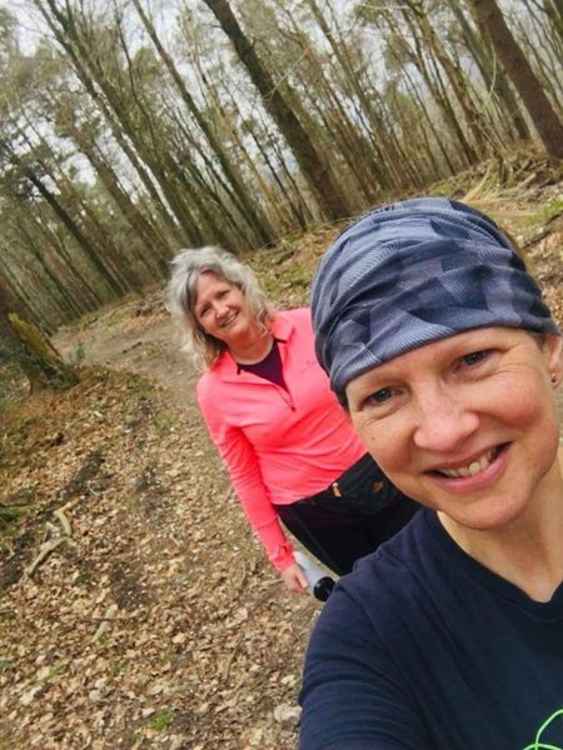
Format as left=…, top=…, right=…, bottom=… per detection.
left=294, top=551, right=335, bottom=602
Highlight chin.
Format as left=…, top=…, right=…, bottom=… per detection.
left=439, top=490, right=538, bottom=534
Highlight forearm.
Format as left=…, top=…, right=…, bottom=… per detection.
left=252, top=515, right=295, bottom=571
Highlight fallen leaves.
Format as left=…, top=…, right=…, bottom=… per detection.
left=1, top=369, right=314, bottom=749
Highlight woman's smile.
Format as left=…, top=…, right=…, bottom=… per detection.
left=346, top=327, right=562, bottom=530
left=425, top=443, right=509, bottom=494
left=431, top=446, right=500, bottom=478
left=217, top=311, right=239, bottom=328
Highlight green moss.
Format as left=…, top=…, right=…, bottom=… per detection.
left=45, top=662, right=67, bottom=681
left=8, top=313, right=79, bottom=391
left=70, top=341, right=86, bottom=365
left=0, top=511, right=29, bottom=556
left=148, top=709, right=174, bottom=731
left=527, top=198, right=563, bottom=226
left=259, top=259, right=312, bottom=305
left=0, top=505, right=27, bottom=530
left=110, top=659, right=128, bottom=677
left=152, top=410, right=178, bottom=434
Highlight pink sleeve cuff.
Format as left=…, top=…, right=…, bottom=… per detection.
left=270, top=540, right=296, bottom=571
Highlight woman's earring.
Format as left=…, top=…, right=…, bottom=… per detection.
left=551, top=373, right=559, bottom=385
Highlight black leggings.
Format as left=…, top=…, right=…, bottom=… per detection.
left=277, top=492, right=419, bottom=576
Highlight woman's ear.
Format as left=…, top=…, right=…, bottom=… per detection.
left=545, top=335, right=562, bottom=386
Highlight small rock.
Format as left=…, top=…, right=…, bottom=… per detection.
left=36, top=666, right=51, bottom=681
left=20, top=686, right=43, bottom=706
left=273, top=703, right=302, bottom=728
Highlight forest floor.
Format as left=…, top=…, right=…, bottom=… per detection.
left=1, top=151, right=563, bottom=750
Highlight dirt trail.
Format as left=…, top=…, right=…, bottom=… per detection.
left=55, top=293, right=199, bottom=411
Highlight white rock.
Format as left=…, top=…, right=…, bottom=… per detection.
left=273, top=703, right=302, bottom=728
left=20, top=686, right=42, bottom=706
left=36, top=666, right=51, bottom=681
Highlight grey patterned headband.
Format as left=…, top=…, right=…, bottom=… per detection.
left=311, top=197, right=560, bottom=396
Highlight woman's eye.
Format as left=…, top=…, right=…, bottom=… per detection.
left=366, top=387, right=394, bottom=406
left=460, top=350, right=491, bottom=368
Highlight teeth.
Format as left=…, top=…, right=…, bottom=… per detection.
left=438, top=450, right=495, bottom=479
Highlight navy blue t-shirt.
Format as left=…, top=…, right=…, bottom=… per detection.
left=300, top=508, right=563, bottom=750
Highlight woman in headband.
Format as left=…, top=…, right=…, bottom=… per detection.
left=300, top=197, right=562, bottom=749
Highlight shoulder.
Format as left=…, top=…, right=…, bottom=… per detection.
left=274, top=307, right=311, bottom=327
left=289, top=307, right=312, bottom=327
left=196, top=360, right=227, bottom=407
left=303, top=510, right=446, bottom=682
left=300, top=520, right=432, bottom=748
left=310, top=526, right=420, bottom=647
left=272, top=308, right=313, bottom=344
left=288, top=306, right=311, bottom=321
left=196, top=368, right=215, bottom=396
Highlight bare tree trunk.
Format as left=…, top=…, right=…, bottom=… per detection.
left=31, top=0, right=194, bottom=250
left=131, top=0, right=275, bottom=246
left=406, top=2, right=490, bottom=158
left=0, top=277, right=78, bottom=393
left=201, top=0, right=351, bottom=221
left=470, top=0, right=563, bottom=159
left=448, top=0, right=530, bottom=142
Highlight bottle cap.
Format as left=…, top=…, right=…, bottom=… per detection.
left=313, top=577, right=335, bottom=602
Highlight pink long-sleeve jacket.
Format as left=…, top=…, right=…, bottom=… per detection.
left=197, top=307, right=365, bottom=571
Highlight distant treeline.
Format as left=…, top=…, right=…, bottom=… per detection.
left=0, top=0, right=562, bottom=331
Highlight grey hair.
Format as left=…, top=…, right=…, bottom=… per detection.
left=166, top=246, right=274, bottom=370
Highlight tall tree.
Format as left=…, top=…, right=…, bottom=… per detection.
left=470, top=0, right=563, bottom=158
left=130, top=0, right=275, bottom=247
left=201, top=0, right=351, bottom=221
left=444, top=0, right=530, bottom=142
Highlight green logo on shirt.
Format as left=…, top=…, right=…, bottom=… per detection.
left=522, top=709, right=563, bottom=750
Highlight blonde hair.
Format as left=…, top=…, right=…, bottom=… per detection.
left=166, top=246, right=274, bottom=370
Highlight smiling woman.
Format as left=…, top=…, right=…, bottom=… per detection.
left=166, top=246, right=418, bottom=595
left=300, top=197, right=563, bottom=750
left=193, top=273, right=264, bottom=361
left=346, top=326, right=560, bottom=539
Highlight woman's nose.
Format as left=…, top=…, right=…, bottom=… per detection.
left=413, top=387, right=479, bottom=452
left=214, top=300, right=229, bottom=318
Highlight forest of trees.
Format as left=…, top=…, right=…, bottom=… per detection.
left=0, top=0, right=562, bottom=353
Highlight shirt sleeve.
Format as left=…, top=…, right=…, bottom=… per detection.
left=299, top=584, right=428, bottom=750
left=197, top=383, right=294, bottom=571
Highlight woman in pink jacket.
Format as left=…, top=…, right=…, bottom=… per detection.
left=167, top=246, right=417, bottom=592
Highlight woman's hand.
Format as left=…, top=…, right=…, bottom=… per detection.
left=281, top=562, right=308, bottom=594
